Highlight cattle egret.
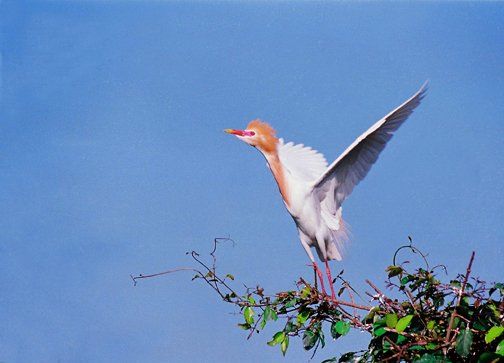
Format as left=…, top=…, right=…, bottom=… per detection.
left=225, top=83, right=427, bottom=300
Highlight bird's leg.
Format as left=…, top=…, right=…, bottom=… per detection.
left=324, top=260, right=337, bottom=303
left=312, top=262, right=327, bottom=296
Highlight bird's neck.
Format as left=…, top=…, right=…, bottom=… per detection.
left=263, top=149, right=290, bottom=207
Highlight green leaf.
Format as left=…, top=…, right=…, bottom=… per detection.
left=321, top=358, right=338, bottom=363
left=396, top=334, right=407, bottom=345
left=433, top=296, right=445, bottom=308
left=284, top=297, right=298, bottom=308
left=413, top=354, right=450, bottom=363
left=280, top=335, right=289, bottom=356
left=260, top=307, right=272, bottom=329
left=260, top=319, right=267, bottom=330
left=374, top=327, right=387, bottom=337
left=385, top=313, right=398, bottom=328
left=450, top=280, right=461, bottom=288
left=335, top=321, right=351, bottom=336
left=363, top=307, right=379, bottom=323
left=260, top=307, right=276, bottom=326
left=473, top=321, right=487, bottom=331
left=191, top=274, right=200, bottom=280
left=485, top=326, right=504, bottom=344
left=261, top=307, right=271, bottom=324
left=243, top=306, right=255, bottom=325
left=261, top=306, right=278, bottom=327
left=267, top=331, right=285, bottom=346
left=426, top=342, right=437, bottom=350
left=478, top=352, right=502, bottom=362
left=330, top=322, right=340, bottom=340
left=490, top=304, right=501, bottom=320
left=262, top=306, right=277, bottom=324
left=489, top=282, right=504, bottom=297
left=387, top=265, right=403, bottom=278
left=300, top=286, right=311, bottom=298
left=331, top=321, right=350, bottom=339
left=284, top=321, right=296, bottom=333
left=456, top=329, right=473, bottom=358
left=302, top=330, right=318, bottom=351
left=453, top=317, right=460, bottom=329
left=497, top=339, right=504, bottom=356
left=401, top=275, right=414, bottom=285
left=225, top=273, right=234, bottom=280
left=409, top=345, right=425, bottom=351
left=270, top=309, right=278, bottom=321
left=297, top=309, right=310, bottom=325
left=319, top=329, right=326, bottom=348
left=373, top=318, right=386, bottom=328
left=427, top=320, right=436, bottom=331
left=396, top=315, right=414, bottom=333
left=338, top=352, right=357, bottom=362
left=237, top=323, right=251, bottom=330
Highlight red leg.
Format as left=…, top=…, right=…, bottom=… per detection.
left=324, top=260, right=337, bottom=302
left=312, top=262, right=327, bottom=295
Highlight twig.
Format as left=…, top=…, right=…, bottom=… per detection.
left=392, top=237, right=430, bottom=271
left=130, top=267, right=198, bottom=286
left=191, top=250, right=242, bottom=303
left=344, top=281, right=358, bottom=317
left=366, top=279, right=385, bottom=296
left=445, top=251, right=475, bottom=344
left=247, top=309, right=265, bottom=340
left=332, top=298, right=372, bottom=311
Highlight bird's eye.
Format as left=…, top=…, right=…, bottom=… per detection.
left=249, top=131, right=255, bottom=136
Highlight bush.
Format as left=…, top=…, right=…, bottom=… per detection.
left=132, top=238, right=504, bottom=362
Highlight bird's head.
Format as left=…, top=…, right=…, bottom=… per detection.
left=224, top=119, right=278, bottom=153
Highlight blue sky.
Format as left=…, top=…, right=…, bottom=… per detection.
left=1, top=2, right=503, bottom=362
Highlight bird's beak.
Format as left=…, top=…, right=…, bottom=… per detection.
left=224, top=129, right=252, bottom=137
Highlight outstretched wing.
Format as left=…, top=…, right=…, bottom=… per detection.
left=311, top=83, right=428, bottom=218
left=278, top=139, right=328, bottom=182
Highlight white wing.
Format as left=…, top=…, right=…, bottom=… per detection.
left=311, top=83, right=428, bottom=219
left=278, top=139, right=328, bottom=182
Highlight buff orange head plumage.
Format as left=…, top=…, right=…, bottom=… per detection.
left=225, top=119, right=278, bottom=154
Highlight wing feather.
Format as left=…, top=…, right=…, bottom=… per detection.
left=278, top=139, right=328, bottom=182
left=311, top=82, right=428, bottom=212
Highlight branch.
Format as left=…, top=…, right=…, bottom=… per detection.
left=331, top=298, right=372, bottom=312
left=130, top=267, right=198, bottom=286
left=445, top=251, right=475, bottom=344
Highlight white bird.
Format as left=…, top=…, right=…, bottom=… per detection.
left=225, top=83, right=427, bottom=299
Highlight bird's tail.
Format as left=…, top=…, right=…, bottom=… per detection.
left=327, top=218, right=351, bottom=261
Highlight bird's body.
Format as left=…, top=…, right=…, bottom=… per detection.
left=225, top=83, right=427, bottom=296
left=264, top=140, right=345, bottom=262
